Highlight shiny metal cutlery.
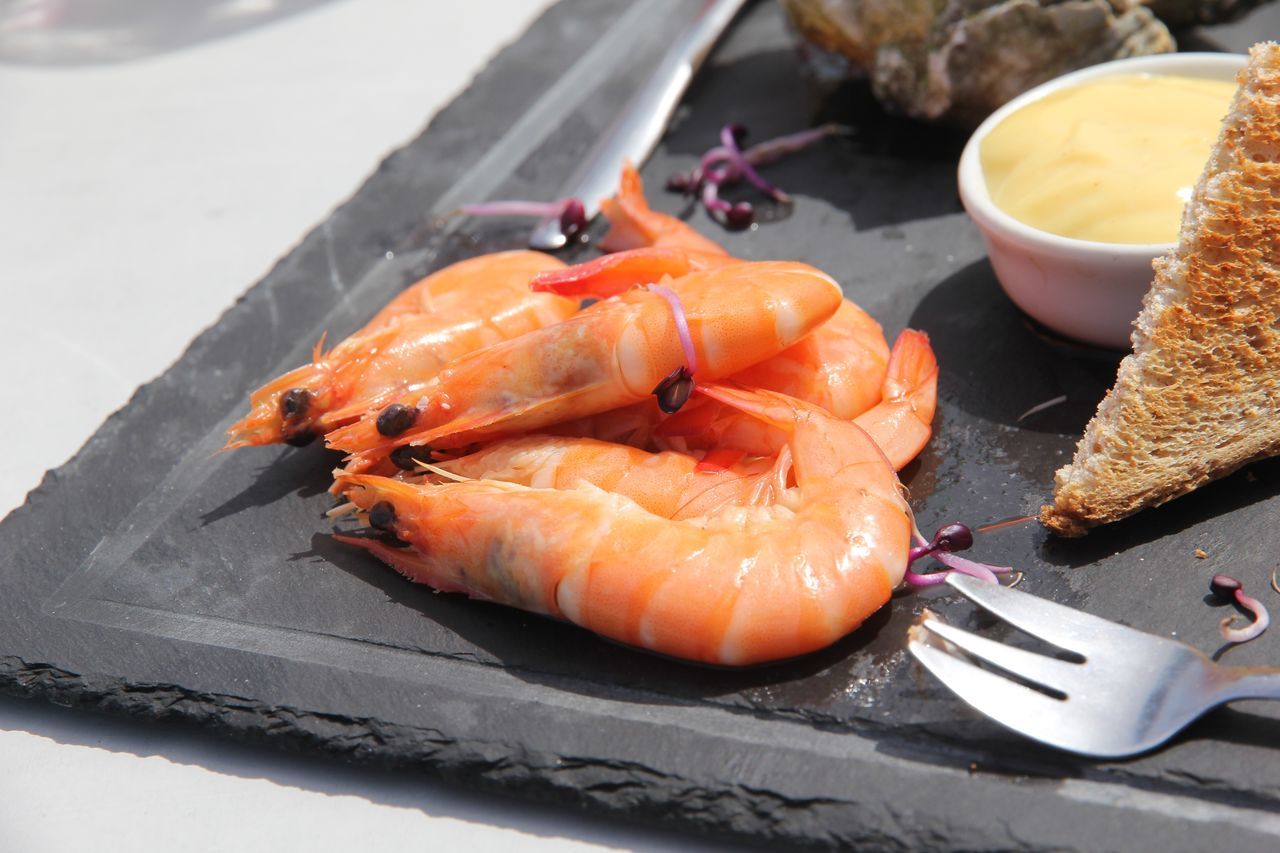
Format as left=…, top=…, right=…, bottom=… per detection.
left=909, top=573, right=1280, bottom=758
left=528, top=0, right=749, bottom=250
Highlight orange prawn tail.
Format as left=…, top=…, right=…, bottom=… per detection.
left=694, top=381, right=901, bottom=483
left=529, top=247, right=733, bottom=298
left=852, top=329, right=938, bottom=471
left=694, top=383, right=808, bottom=434
left=691, top=382, right=910, bottom=613
left=599, top=164, right=728, bottom=256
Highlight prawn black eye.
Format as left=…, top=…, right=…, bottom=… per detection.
left=377, top=403, right=417, bottom=436
left=368, top=501, right=396, bottom=531
left=652, top=366, right=694, bottom=414
left=280, top=388, right=311, bottom=420
left=390, top=445, right=431, bottom=471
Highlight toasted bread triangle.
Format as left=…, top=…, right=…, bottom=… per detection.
left=1041, top=43, right=1280, bottom=537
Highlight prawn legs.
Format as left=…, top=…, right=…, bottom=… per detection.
left=336, top=383, right=911, bottom=666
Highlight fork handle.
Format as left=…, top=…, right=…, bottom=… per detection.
left=1220, top=666, right=1280, bottom=701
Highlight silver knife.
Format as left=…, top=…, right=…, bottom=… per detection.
left=528, top=0, right=750, bottom=251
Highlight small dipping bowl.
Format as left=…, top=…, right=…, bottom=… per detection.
left=958, top=52, right=1245, bottom=350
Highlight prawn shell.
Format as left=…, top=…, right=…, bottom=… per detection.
left=598, top=163, right=730, bottom=256
left=226, top=251, right=571, bottom=449
left=336, top=384, right=911, bottom=666
left=327, top=260, right=843, bottom=456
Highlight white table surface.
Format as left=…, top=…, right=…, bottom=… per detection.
left=0, top=2, right=698, bottom=849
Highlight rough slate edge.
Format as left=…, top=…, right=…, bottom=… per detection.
left=0, top=3, right=1274, bottom=845
left=2, top=6, right=1280, bottom=850
left=0, top=3, right=1277, bottom=851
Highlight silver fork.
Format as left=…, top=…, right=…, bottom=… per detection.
left=908, top=573, right=1280, bottom=758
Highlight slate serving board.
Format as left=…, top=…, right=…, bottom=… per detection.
left=4, top=1, right=1279, bottom=848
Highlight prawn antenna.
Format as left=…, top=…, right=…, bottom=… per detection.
left=312, top=331, right=329, bottom=363
left=414, top=460, right=472, bottom=483
left=326, top=501, right=358, bottom=519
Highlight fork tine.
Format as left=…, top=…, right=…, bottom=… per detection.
left=946, top=573, right=1135, bottom=655
left=908, top=637, right=1080, bottom=751
left=919, top=618, right=1083, bottom=695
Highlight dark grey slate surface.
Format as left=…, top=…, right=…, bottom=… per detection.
left=2, top=1, right=1278, bottom=848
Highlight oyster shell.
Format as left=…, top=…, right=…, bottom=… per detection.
left=780, top=0, right=1267, bottom=126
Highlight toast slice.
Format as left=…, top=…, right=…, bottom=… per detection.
left=1041, top=43, right=1280, bottom=537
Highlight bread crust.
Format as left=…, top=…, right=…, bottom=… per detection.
left=1041, top=43, right=1280, bottom=536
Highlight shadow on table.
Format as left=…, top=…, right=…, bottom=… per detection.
left=655, top=46, right=970, bottom=237
left=200, top=442, right=343, bottom=527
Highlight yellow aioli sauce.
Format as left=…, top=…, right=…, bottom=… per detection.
left=980, top=74, right=1237, bottom=244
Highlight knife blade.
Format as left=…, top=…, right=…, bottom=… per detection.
left=528, top=0, right=749, bottom=251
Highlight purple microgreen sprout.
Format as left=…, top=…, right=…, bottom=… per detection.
left=698, top=145, right=736, bottom=185
left=646, top=283, right=697, bottom=413
left=742, top=124, right=852, bottom=166
left=456, top=196, right=588, bottom=241
left=667, top=123, right=850, bottom=230
left=1210, top=574, right=1270, bottom=644
left=665, top=172, right=697, bottom=193
left=904, top=523, right=1016, bottom=588
left=558, top=197, right=587, bottom=235
left=720, top=123, right=790, bottom=203
left=646, top=284, right=697, bottom=375
left=907, top=522, right=974, bottom=562
left=699, top=181, right=753, bottom=230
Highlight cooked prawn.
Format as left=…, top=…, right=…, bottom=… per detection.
left=852, top=329, right=938, bottom=470
left=658, top=328, right=936, bottom=470
left=598, top=163, right=729, bottom=256
left=491, top=323, right=935, bottom=526
left=531, top=245, right=894, bottom=413
left=534, top=248, right=894, bottom=420
left=225, top=251, right=572, bottom=448
left=729, top=300, right=890, bottom=420
left=335, top=382, right=911, bottom=666
left=537, top=256, right=921, bottom=461
left=325, top=261, right=843, bottom=462
left=423, top=434, right=786, bottom=520
left=529, top=247, right=897, bottom=446
left=360, top=251, right=567, bottom=331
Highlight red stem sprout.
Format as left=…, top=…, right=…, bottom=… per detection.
left=647, top=284, right=697, bottom=375
left=904, top=523, right=1016, bottom=588
left=457, top=197, right=587, bottom=241
left=1210, top=574, right=1270, bottom=644
left=667, top=123, right=850, bottom=229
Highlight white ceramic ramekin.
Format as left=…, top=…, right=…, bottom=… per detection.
left=957, top=52, right=1245, bottom=350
